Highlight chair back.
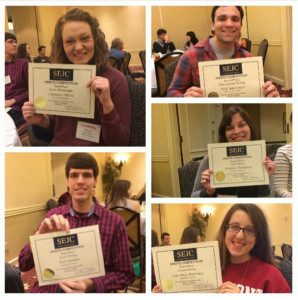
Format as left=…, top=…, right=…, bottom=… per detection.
left=178, top=157, right=203, bottom=197
left=281, top=243, right=292, bottom=262
left=155, top=51, right=183, bottom=96
left=121, top=52, right=131, bottom=75
left=274, top=255, right=292, bottom=288
left=109, top=56, right=123, bottom=70
left=257, top=39, right=269, bottom=65
left=126, top=75, right=145, bottom=146
left=139, top=50, right=146, bottom=72
left=17, top=122, right=30, bottom=146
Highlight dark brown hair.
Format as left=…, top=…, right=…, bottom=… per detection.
left=218, top=106, right=258, bottom=142
left=50, top=8, right=109, bottom=74
left=211, top=6, right=244, bottom=23
left=65, top=153, right=99, bottom=178
left=217, top=204, right=274, bottom=272
left=17, top=43, right=31, bottom=61
left=108, top=179, right=131, bottom=208
left=180, top=226, right=201, bottom=244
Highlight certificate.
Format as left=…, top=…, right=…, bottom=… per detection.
left=208, top=140, right=269, bottom=188
left=30, top=225, right=105, bottom=286
left=199, top=57, right=264, bottom=97
left=152, top=241, right=222, bottom=293
left=29, top=63, right=96, bottom=118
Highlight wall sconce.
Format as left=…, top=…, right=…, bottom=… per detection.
left=200, top=205, right=214, bottom=222
left=8, top=17, right=14, bottom=31
left=114, top=153, right=129, bottom=165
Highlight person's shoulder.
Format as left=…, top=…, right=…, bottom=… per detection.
left=101, top=205, right=127, bottom=225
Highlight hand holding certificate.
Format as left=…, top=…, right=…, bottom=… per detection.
left=152, top=241, right=222, bottom=293
left=208, top=140, right=269, bottom=188
left=30, top=225, right=105, bottom=286
left=199, top=57, right=264, bottom=97
left=29, top=63, right=96, bottom=118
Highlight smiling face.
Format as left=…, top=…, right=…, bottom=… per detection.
left=62, top=21, right=95, bottom=64
left=212, top=6, right=242, bottom=47
left=225, top=210, right=256, bottom=263
left=67, top=168, right=97, bottom=205
left=225, top=112, right=251, bottom=142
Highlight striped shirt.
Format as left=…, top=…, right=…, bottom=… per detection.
left=274, top=144, right=292, bottom=197
left=18, top=201, right=134, bottom=292
left=167, top=38, right=252, bottom=97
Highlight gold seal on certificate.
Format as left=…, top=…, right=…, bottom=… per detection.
left=199, top=57, right=264, bottom=97
left=208, top=140, right=269, bottom=188
left=29, top=63, right=96, bottom=118
left=30, top=225, right=105, bottom=286
left=152, top=241, right=222, bottom=293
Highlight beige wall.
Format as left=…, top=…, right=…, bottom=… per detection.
left=7, top=6, right=145, bottom=65
left=153, top=203, right=292, bottom=255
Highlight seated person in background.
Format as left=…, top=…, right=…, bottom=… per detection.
left=5, top=32, right=28, bottom=127
left=152, top=28, right=176, bottom=55
left=18, top=153, right=134, bottom=293
left=17, top=43, right=32, bottom=62
left=191, top=106, right=275, bottom=197
left=180, top=226, right=202, bottom=244
left=109, top=38, right=125, bottom=60
left=218, top=204, right=290, bottom=293
left=240, top=38, right=250, bottom=51
left=22, top=8, right=131, bottom=146
left=167, top=6, right=279, bottom=97
left=161, top=232, right=171, bottom=246
left=183, top=31, right=199, bottom=50
left=33, top=45, right=51, bottom=63
left=274, top=113, right=292, bottom=197
left=5, top=262, right=25, bottom=293
left=106, top=179, right=140, bottom=212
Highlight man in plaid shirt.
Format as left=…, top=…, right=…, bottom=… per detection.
left=167, top=6, right=279, bottom=97
left=5, top=32, right=29, bottom=126
left=18, top=153, right=134, bottom=293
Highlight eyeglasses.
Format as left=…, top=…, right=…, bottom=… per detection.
left=227, top=223, right=256, bottom=237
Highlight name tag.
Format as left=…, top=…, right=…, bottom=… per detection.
left=76, top=121, right=101, bottom=143
left=5, top=75, right=11, bottom=85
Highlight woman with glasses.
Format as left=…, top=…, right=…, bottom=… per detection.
left=191, top=106, right=275, bottom=197
left=218, top=204, right=290, bottom=293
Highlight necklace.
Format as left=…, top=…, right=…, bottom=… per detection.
left=240, top=259, right=250, bottom=285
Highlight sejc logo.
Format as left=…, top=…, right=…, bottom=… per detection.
left=219, top=63, right=242, bottom=76
left=50, top=68, right=73, bottom=81
left=53, top=234, right=78, bottom=249
left=173, top=248, right=197, bottom=261
left=227, top=145, right=247, bottom=157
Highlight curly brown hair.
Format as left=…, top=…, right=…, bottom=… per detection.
left=50, top=8, right=109, bottom=74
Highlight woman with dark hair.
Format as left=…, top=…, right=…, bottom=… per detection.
left=107, top=179, right=140, bottom=212
left=191, top=106, right=275, bottom=197
left=180, top=226, right=202, bottom=244
left=22, top=8, right=131, bottom=146
left=218, top=204, right=290, bottom=293
left=183, top=31, right=198, bottom=50
left=17, top=43, right=32, bottom=62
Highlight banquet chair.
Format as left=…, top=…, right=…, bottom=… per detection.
left=126, top=75, right=145, bottom=146
left=17, top=122, right=30, bottom=146
left=108, top=56, right=123, bottom=71
left=281, top=243, right=292, bottom=262
left=110, top=207, right=144, bottom=292
left=139, top=50, right=146, bottom=72
left=154, top=51, right=183, bottom=96
left=257, top=39, right=269, bottom=65
left=121, top=52, right=131, bottom=75
left=274, top=255, right=292, bottom=288
left=178, top=157, right=204, bottom=197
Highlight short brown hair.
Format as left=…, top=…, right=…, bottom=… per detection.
left=50, top=8, right=109, bottom=74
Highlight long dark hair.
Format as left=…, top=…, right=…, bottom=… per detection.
left=50, top=8, right=109, bottom=74
left=186, top=31, right=198, bottom=47
left=217, top=204, right=273, bottom=272
left=218, top=106, right=258, bottom=142
left=180, top=226, right=201, bottom=244
left=107, top=179, right=131, bottom=208
left=17, top=43, right=31, bottom=61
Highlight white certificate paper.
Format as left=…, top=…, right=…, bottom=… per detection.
left=199, top=57, right=264, bottom=97
left=152, top=241, right=222, bottom=293
left=30, top=225, right=105, bottom=286
left=208, top=140, right=269, bottom=188
left=29, top=63, right=96, bottom=118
